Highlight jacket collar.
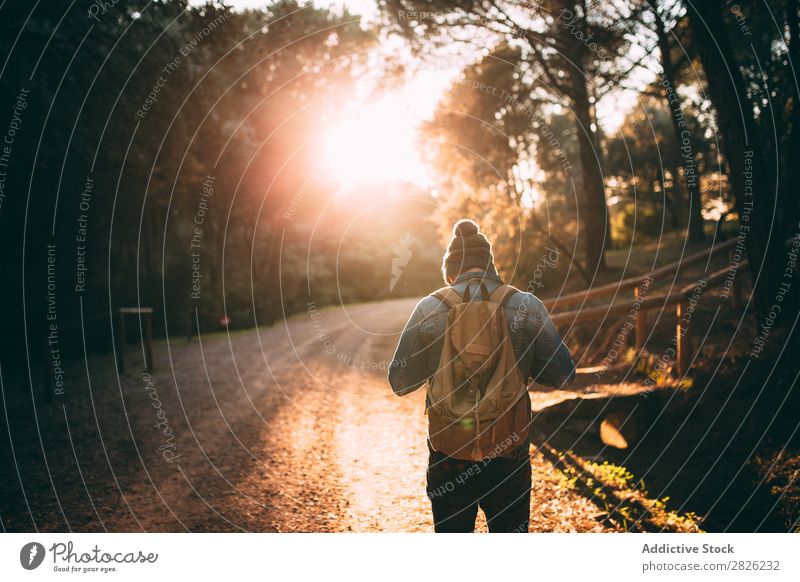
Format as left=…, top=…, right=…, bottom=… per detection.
left=452, top=268, right=503, bottom=286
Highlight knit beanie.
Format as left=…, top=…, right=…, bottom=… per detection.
left=442, top=219, right=495, bottom=283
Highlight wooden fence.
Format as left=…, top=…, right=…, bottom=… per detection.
left=544, top=237, right=747, bottom=376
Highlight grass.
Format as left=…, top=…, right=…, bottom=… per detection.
left=752, top=449, right=800, bottom=532
left=551, top=448, right=703, bottom=532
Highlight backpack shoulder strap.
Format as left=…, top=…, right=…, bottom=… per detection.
left=489, top=284, right=519, bottom=306
left=431, top=286, right=464, bottom=309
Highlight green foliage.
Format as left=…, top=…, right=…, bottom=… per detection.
left=554, top=451, right=703, bottom=532
left=610, top=200, right=666, bottom=246
left=604, top=93, right=722, bottom=243
left=0, top=0, right=398, bottom=349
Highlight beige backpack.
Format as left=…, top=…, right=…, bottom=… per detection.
left=426, top=280, right=530, bottom=461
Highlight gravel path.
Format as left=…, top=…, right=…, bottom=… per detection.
left=1, top=299, right=620, bottom=532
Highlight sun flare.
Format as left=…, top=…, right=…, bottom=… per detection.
left=321, top=72, right=454, bottom=189
left=323, top=103, right=426, bottom=188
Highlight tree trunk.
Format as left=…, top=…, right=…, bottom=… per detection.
left=669, top=100, right=704, bottom=243
left=667, top=163, right=682, bottom=231
left=655, top=166, right=679, bottom=231
left=686, top=2, right=785, bottom=319
left=784, top=0, right=800, bottom=230
left=571, top=71, right=609, bottom=272
left=650, top=0, right=704, bottom=242
left=527, top=211, right=593, bottom=285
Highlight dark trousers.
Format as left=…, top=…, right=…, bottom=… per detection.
left=426, top=450, right=531, bottom=533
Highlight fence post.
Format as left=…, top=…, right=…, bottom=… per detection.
left=729, top=250, right=742, bottom=309
left=41, top=335, right=53, bottom=404
left=116, top=309, right=126, bottom=374
left=634, top=287, right=646, bottom=353
left=676, top=302, right=690, bottom=375
left=144, top=311, right=154, bottom=373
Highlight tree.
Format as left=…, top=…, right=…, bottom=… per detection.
left=420, top=45, right=591, bottom=285
left=684, top=0, right=788, bottom=318
left=381, top=0, right=638, bottom=273
left=604, top=90, right=720, bottom=243
left=645, top=0, right=705, bottom=242
left=726, top=0, right=800, bottom=234
left=0, top=0, right=378, bottom=362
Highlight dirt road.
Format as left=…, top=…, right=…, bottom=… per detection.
left=1, top=298, right=658, bottom=532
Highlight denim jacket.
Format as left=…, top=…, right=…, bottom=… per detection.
left=388, top=270, right=576, bottom=399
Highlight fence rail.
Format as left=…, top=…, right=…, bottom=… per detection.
left=544, top=236, right=795, bottom=376
left=550, top=263, right=741, bottom=375
left=542, top=237, right=739, bottom=311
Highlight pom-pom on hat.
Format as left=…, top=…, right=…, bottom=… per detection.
left=442, top=219, right=495, bottom=283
